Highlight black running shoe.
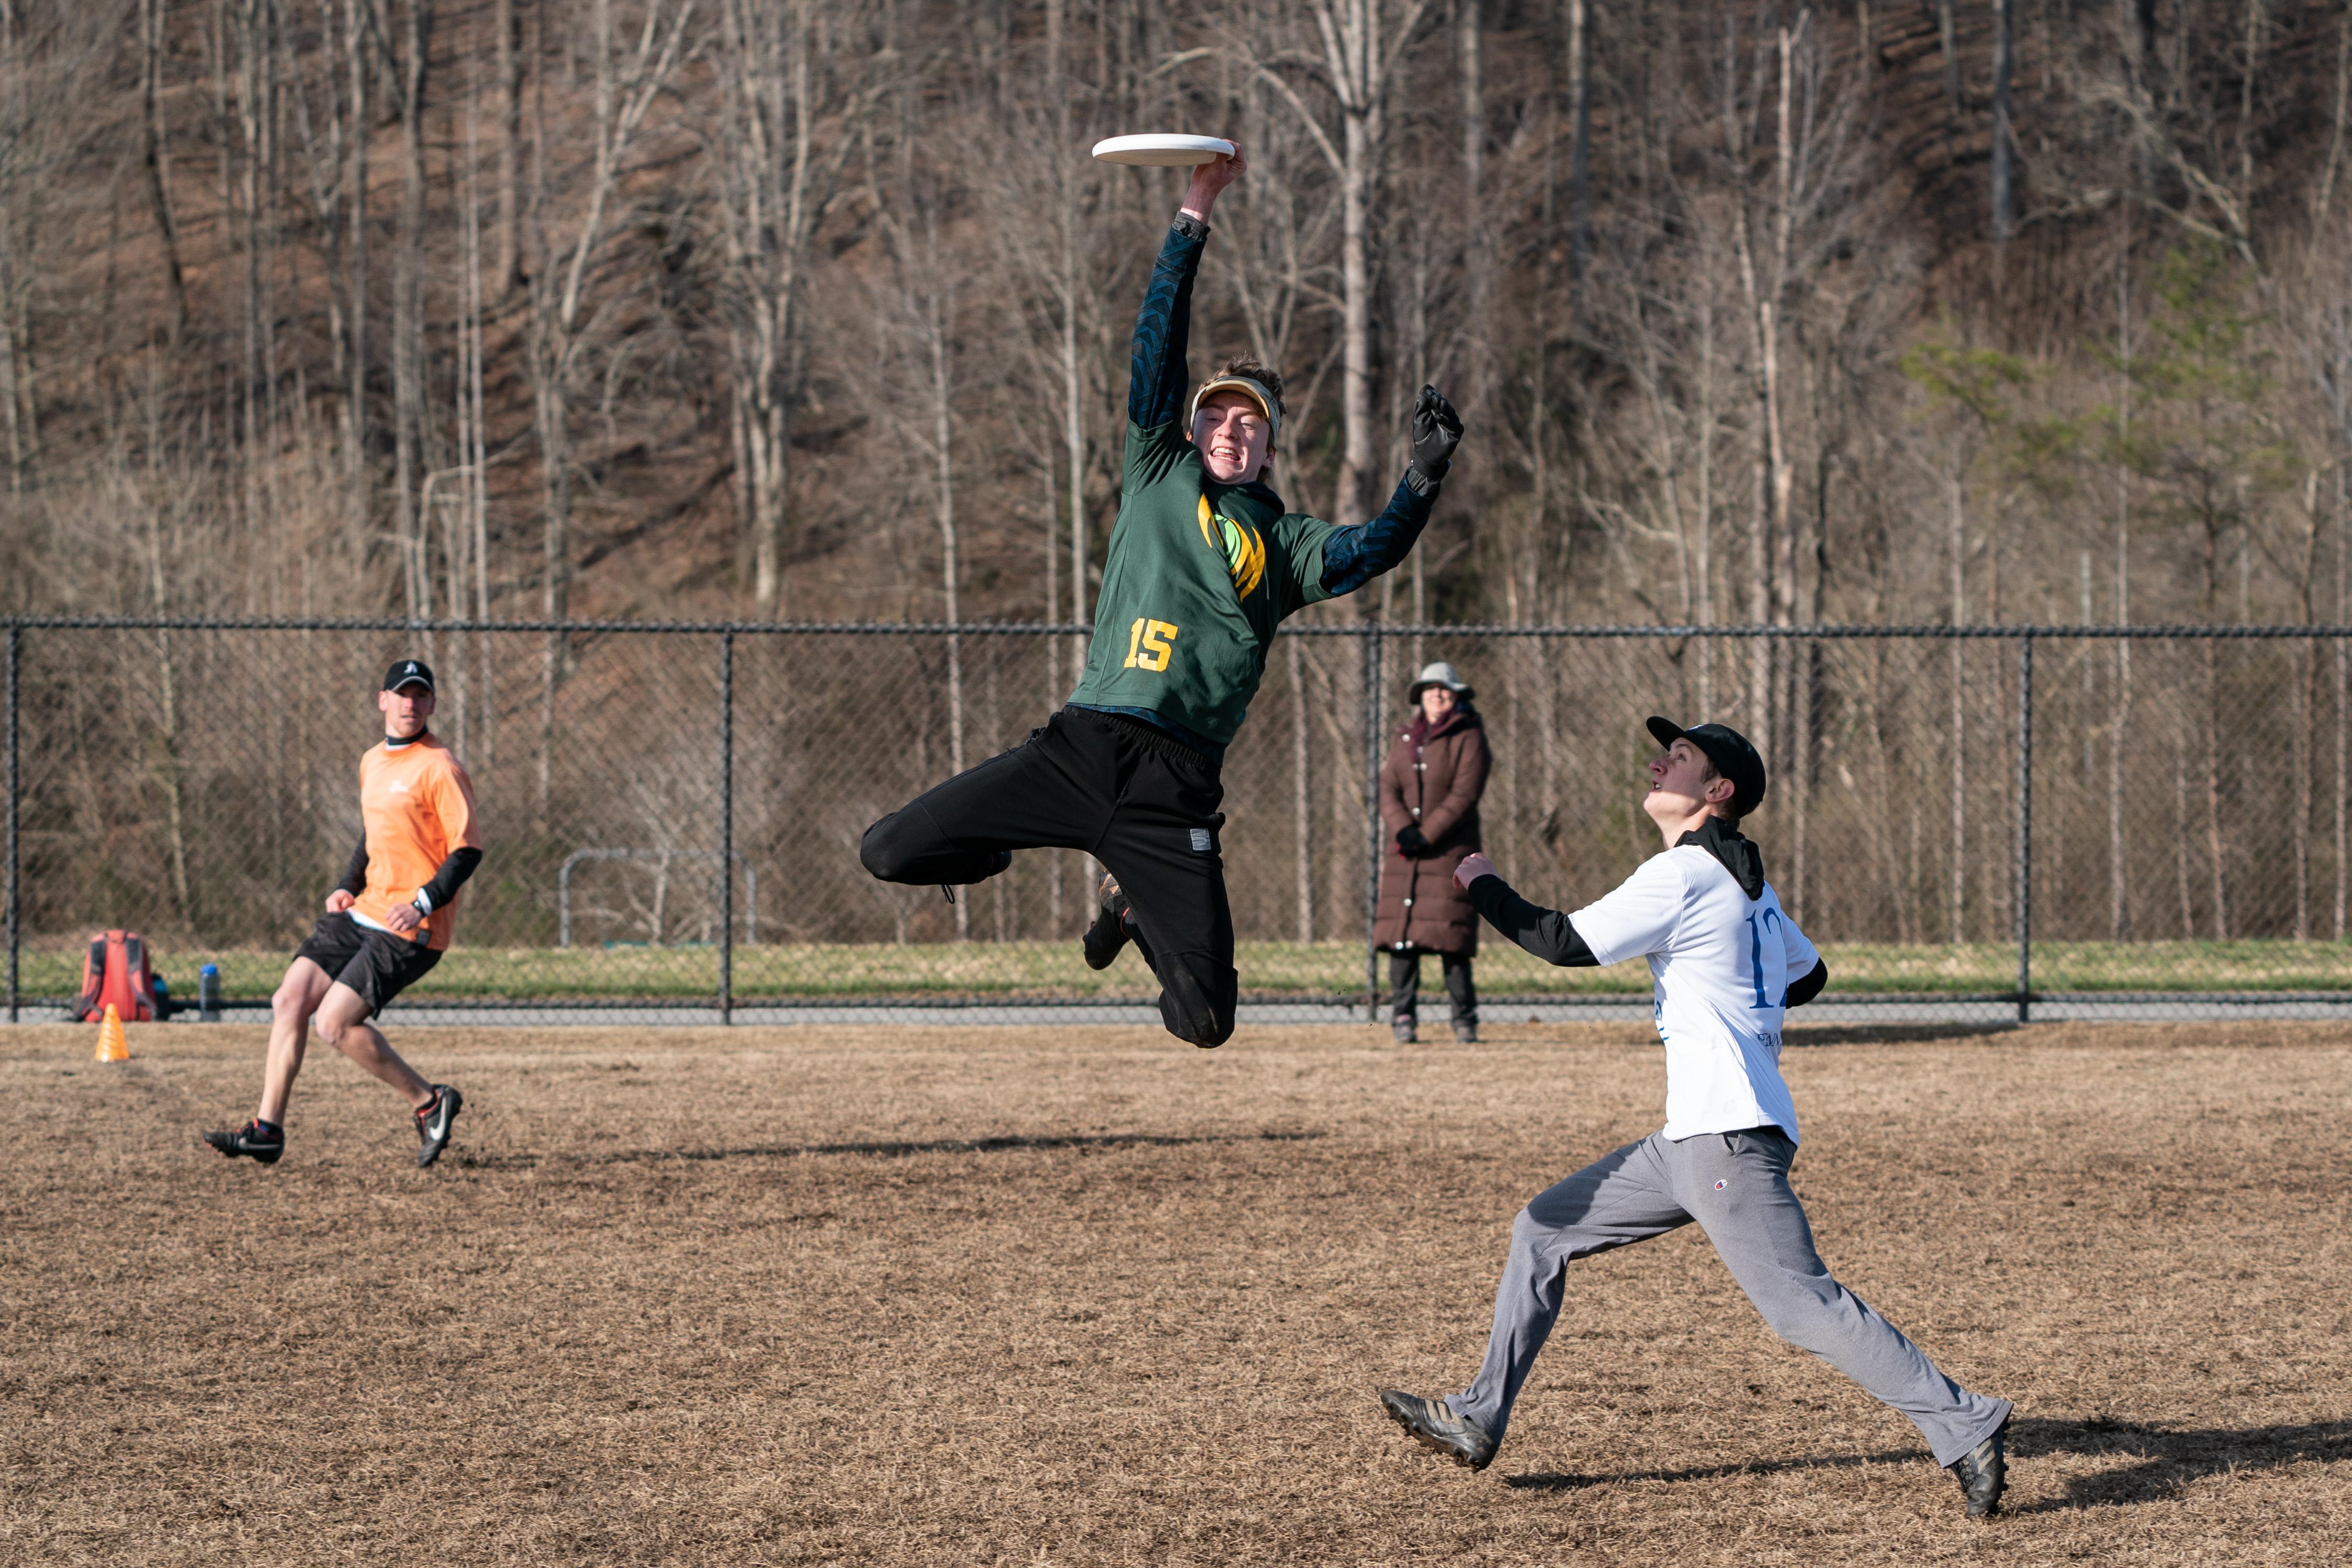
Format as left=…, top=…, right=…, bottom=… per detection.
left=1082, top=875, right=1132, bottom=971
left=1378, top=1389, right=1498, bottom=1472
left=415, top=1084, right=463, bottom=1168
left=1948, top=1413, right=2009, bottom=1518
left=204, top=1119, right=285, bottom=1165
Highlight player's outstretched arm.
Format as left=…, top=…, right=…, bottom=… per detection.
left=1320, top=386, right=1464, bottom=596
left=1787, top=958, right=1829, bottom=1007
left=1129, top=146, right=1246, bottom=434
left=1452, top=852, right=1598, bottom=967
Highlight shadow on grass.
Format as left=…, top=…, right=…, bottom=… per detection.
left=455, top=1127, right=1325, bottom=1170
left=1502, top=1447, right=1924, bottom=1491
left=1502, top=1415, right=2351, bottom=1509
left=1784, top=1021, right=2021, bottom=1047
left=2007, top=1414, right=2352, bottom=1513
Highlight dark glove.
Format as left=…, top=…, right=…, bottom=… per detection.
left=1396, top=824, right=1432, bottom=857
left=1404, top=385, right=1463, bottom=495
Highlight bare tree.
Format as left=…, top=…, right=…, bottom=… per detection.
left=522, top=0, right=692, bottom=822
left=865, top=177, right=972, bottom=934
left=707, top=0, right=890, bottom=617
left=1238, top=0, right=1436, bottom=539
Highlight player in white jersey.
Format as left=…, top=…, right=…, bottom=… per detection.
left=1377, top=717, right=2013, bottom=1519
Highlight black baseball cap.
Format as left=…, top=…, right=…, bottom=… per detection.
left=1646, top=716, right=1766, bottom=818
left=383, top=658, right=436, bottom=694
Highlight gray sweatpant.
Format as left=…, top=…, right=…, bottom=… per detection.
left=1453, top=1126, right=2010, bottom=1468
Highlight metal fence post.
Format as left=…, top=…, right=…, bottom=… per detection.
left=7, top=624, right=17, bottom=1025
left=1363, top=625, right=1384, bottom=1017
left=2016, top=631, right=2033, bottom=1025
left=720, top=629, right=734, bottom=1026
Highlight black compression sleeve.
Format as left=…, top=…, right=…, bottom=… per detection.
left=1464, top=874, right=1599, bottom=967
left=1319, top=476, right=1436, bottom=597
left=336, top=834, right=369, bottom=897
left=1129, top=214, right=1208, bottom=430
left=1785, top=958, right=1828, bottom=1009
left=416, top=847, right=483, bottom=911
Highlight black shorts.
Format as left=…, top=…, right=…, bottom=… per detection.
left=293, top=911, right=442, bottom=1017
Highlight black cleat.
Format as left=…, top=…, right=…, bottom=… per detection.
left=1378, top=1389, right=1497, bottom=1472
left=204, top=1119, right=285, bottom=1166
left=1948, top=1415, right=2009, bottom=1518
left=1392, top=1018, right=1418, bottom=1043
left=415, top=1084, right=463, bottom=1168
left=1082, top=875, right=1132, bottom=971
left=1452, top=1020, right=1478, bottom=1043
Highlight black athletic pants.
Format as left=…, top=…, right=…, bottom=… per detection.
left=859, top=707, right=1237, bottom=1047
left=1387, top=948, right=1476, bottom=1025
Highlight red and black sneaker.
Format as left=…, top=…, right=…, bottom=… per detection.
left=415, top=1084, right=463, bottom=1169
left=203, top=1119, right=285, bottom=1166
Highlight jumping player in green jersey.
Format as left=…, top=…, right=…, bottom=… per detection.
left=861, top=143, right=1463, bottom=1046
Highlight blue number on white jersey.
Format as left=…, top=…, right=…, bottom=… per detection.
left=1745, top=908, right=1784, bottom=1009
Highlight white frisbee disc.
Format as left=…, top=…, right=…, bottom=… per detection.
left=1092, top=133, right=1236, bottom=168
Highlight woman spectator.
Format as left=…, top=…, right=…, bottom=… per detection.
left=1374, top=662, right=1492, bottom=1042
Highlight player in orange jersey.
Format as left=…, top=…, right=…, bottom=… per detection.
left=204, top=660, right=483, bottom=1168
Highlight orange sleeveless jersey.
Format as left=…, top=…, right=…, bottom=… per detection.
left=352, top=736, right=482, bottom=951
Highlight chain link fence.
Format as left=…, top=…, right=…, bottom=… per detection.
left=8, top=617, right=2351, bottom=1025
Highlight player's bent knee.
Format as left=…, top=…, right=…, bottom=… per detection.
left=1157, top=960, right=1238, bottom=1047
left=858, top=814, right=920, bottom=883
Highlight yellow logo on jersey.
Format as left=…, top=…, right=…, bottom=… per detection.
left=1198, top=495, right=1266, bottom=601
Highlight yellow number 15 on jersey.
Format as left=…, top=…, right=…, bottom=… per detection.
left=1123, top=618, right=1179, bottom=672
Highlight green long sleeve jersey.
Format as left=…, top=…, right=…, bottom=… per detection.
left=1069, top=212, right=1436, bottom=748
left=1067, top=421, right=1339, bottom=747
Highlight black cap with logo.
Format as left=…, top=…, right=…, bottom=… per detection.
left=1646, top=716, right=1766, bottom=818
left=383, top=659, right=436, bottom=694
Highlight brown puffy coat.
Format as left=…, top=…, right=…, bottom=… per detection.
left=1371, top=705, right=1491, bottom=954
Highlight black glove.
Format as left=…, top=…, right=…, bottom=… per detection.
left=1396, top=824, right=1432, bottom=857
left=1404, top=385, right=1463, bottom=495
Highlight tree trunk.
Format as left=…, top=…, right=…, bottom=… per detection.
left=1566, top=0, right=1591, bottom=287
left=346, top=0, right=369, bottom=544
left=928, top=292, right=967, bottom=939
left=393, top=1, right=434, bottom=623
left=1458, top=0, right=1484, bottom=415
left=1992, top=0, right=2015, bottom=247
left=1950, top=472, right=1966, bottom=946
left=1936, top=0, right=1961, bottom=156
left=2110, top=230, right=2133, bottom=938
left=1291, top=635, right=1313, bottom=943
left=1337, top=101, right=1376, bottom=536
left=495, top=0, right=521, bottom=292
left=2203, top=637, right=2228, bottom=938
left=141, top=0, right=191, bottom=343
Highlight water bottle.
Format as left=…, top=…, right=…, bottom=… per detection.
left=199, top=963, right=222, bottom=1023
left=152, top=974, right=170, bottom=1019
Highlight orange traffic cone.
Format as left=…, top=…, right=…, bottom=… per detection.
left=94, top=1003, right=129, bottom=1062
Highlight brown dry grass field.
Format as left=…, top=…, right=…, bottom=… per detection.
left=4, top=1019, right=2349, bottom=1566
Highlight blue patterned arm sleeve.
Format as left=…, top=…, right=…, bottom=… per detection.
left=1130, top=213, right=1210, bottom=431
left=1317, top=477, right=1435, bottom=597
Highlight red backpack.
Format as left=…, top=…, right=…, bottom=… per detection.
left=69, top=930, right=162, bottom=1022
